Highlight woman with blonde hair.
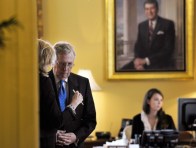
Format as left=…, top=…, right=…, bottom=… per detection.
left=38, top=39, right=62, bottom=148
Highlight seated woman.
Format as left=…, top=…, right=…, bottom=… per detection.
left=131, top=88, right=176, bottom=139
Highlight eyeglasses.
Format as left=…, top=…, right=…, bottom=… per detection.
left=56, top=61, right=74, bottom=68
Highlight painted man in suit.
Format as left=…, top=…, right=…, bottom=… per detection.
left=49, top=41, right=96, bottom=148
left=121, top=0, right=175, bottom=71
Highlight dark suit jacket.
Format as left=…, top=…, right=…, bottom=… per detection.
left=39, top=73, right=63, bottom=148
left=131, top=113, right=176, bottom=139
left=49, top=72, right=97, bottom=148
left=121, top=16, right=175, bottom=71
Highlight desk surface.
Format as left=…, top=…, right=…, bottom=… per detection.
left=84, top=138, right=196, bottom=148
left=178, top=139, right=196, bottom=147
left=84, top=139, right=110, bottom=148
left=84, top=139, right=196, bottom=148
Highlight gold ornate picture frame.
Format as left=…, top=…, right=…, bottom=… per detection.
left=37, top=0, right=43, bottom=38
left=106, top=0, right=194, bottom=80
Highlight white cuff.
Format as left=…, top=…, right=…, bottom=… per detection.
left=145, top=57, right=150, bottom=66
left=67, top=104, right=76, bottom=115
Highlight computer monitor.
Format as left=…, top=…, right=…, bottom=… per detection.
left=178, top=98, right=196, bottom=131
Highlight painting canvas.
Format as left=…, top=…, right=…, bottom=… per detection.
left=106, top=0, right=193, bottom=79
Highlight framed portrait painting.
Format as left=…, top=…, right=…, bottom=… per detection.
left=106, top=0, right=194, bottom=80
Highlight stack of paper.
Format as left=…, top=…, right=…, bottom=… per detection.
left=103, top=139, right=128, bottom=148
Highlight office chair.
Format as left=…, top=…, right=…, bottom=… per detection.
left=118, top=118, right=132, bottom=139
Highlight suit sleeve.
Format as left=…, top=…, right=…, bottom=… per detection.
left=131, top=114, right=144, bottom=139
left=159, top=114, right=176, bottom=130
left=74, top=79, right=97, bottom=144
left=131, top=116, right=138, bottom=139
left=134, top=24, right=143, bottom=58
left=167, top=115, right=176, bottom=130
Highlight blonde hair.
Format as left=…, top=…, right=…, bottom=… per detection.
left=38, top=39, right=56, bottom=76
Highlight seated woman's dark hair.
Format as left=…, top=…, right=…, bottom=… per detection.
left=142, top=88, right=164, bottom=116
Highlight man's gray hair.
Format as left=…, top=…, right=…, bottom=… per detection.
left=53, top=41, right=76, bottom=57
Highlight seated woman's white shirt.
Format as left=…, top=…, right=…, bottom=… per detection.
left=141, top=111, right=158, bottom=131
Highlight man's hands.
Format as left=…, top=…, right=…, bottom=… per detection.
left=71, top=90, right=83, bottom=109
left=56, top=130, right=77, bottom=146
left=133, top=58, right=146, bottom=70
left=56, top=91, right=82, bottom=146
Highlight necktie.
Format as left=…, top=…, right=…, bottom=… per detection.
left=149, top=21, right=154, bottom=42
left=58, top=80, right=67, bottom=112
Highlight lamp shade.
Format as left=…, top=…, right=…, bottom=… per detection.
left=77, top=69, right=101, bottom=91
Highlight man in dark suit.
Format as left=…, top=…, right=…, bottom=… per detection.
left=49, top=41, right=96, bottom=148
left=121, top=0, right=175, bottom=71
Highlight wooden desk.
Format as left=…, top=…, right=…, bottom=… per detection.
left=178, top=139, right=196, bottom=147
left=84, top=139, right=110, bottom=148
left=84, top=138, right=196, bottom=148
